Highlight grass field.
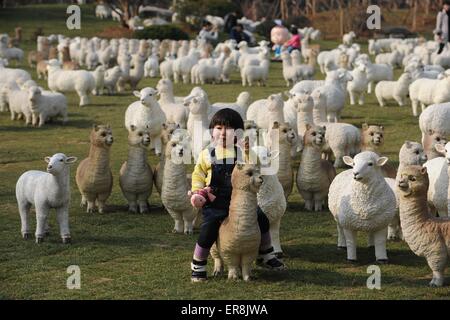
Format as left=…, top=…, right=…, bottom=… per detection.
left=0, top=4, right=449, bottom=300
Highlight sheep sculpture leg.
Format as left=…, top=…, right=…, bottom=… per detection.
left=388, top=216, right=402, bottom=240
left=270, top=219, right=282, bottom=255
left=183, top=209, right=195, bottom=235
left=302, top=192, right=314, bottom=211
left=123, top=191, right=138, bottom=213
left=168, top=210, right=184, bottom=234
left=377, top=96, right=386, bottom=107
left=56, top=206, right=70, bottom=242
left=83, top=193, right=96, bottom=213
left=420, top=103, right=427, bottom=115
left=349, top=91, right=356, bottom=105
left=241, top=253, right=257, bottom=281
left=212, top=251, right=224, bottom=276
left=337, top=225, right=346, bottom=249
left=343, top=228, right=357, bottom=261
left=35, top=205, right=49, bottom=242
left=313, top=192, right=326, bottom=212
left=78, top=91, right=89, bottom=107
left=368, top=81, right=373, bottom=94
left=373, top=228, right=388, bottom=262
left=18, top=201, right=32, bottom=238
left=138, top=193, right=150, bottom=214
left=226, top=255, right=241, bottom=280
left=358, top=93, right=365, bottom=106
left=428, top=255, right=447, bottom=287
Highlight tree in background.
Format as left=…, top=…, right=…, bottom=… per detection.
left=102, top=0, right=144, bottom=28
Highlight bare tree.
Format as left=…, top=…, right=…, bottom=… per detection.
left=103, top=0, right=144, bottom=28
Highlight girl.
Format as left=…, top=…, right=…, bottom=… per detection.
left=190, top=108, right=285, bottom=282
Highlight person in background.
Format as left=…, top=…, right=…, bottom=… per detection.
left=230, top=23, right=250, bottom=44
left=197, top=20, right=218, bottom=45
left=224, top=10, right=239, bottom=34
left=435, top=0, right=450, bottom=54
left=283, top=25, right=301, bottom=53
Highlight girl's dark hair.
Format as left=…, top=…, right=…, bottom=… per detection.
left=290, top=25, right=298, bottom=34
left=209, top=108, right=244, bottom=130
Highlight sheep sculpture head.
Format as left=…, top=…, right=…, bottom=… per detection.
left=28, top=86, right=42, bottom=111
left=397, top=165, right=429, bottom=198
left=362, top=123, right=384, bottom=147
left=435, top=142, right=450, bottom=164
left=267, top=93, right=284, bottom=112
left=185, top=95, right=207, bottom=115
left=161, top=122, right=180, bottom=146
left=91, top=124, right=114, bottom=148
left=133, top=87, right=158, bottom=107
left=165, top=132, right=191, bottom=164
left=156, top=79, right=172, bottom=94
left=400, top=141, right=428, bottom=165
left=343, top=151, right=388, bottom=183
left=128, top=125, right=151, bottom=148
left=232, top=163, right=263, bottom=193
left=304, top=124, right=326, bottom=149
left=45, top=153, right=77, bottom=175
left=427, top=130, right=448, bottom=155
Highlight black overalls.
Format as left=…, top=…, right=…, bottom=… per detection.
left=196, top=146, right=270, bottom=250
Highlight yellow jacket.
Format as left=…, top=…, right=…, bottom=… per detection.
left=191, top=146, right=237, bottom=192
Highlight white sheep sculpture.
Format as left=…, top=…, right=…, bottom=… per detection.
left=16, top=153, right=77, bottom=243
left=328, top=151, right=397, bottom=262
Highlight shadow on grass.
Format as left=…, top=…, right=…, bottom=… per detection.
left=253, top=267, right=429, bottom=288
left=209, top=265, right=429, bottom=288
left=104, top=204, right=166, bottom=214
left=0, top=119, right=93, bottom=131
left=284, top=243, right=425, bottom=267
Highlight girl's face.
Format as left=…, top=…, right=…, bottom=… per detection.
left=212, top=125, right=236, bottom=147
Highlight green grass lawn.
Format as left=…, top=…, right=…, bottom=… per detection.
left=0, top=4, right=449, bottom=300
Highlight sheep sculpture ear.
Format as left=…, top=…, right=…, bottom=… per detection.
left=93, top=124, right=99, bottom=131
left=435, top=143, right=446, bottom=154
left=305, top=123, right=312, bottom=131
left=44, top=156, right=51, bottom=163
left=133, top=91, right=141, bottom=98
left=272, top=122, right=279, bottom=129
left=236, top=163, right=245, bottom=170
left=421, top=167, right=428, bottom=175
left=405, top=141, right=412, bottom=148
left=376, top=156, right=389, bottom=167
left=362, top=123, right=369, bottom=131
left=380, top=126, right=384, bottom=131
left=342, top=156, right=354, bottom=167
left=65, top=156, right=78, bottom=164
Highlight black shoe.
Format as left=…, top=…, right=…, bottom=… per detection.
left=191, top=270, right=207, bottom=282
left=191, top=260, right=207, bottom=282
left=257, top=247, right=287, bottom=270
left=262, top=257, right=286, bottom=270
